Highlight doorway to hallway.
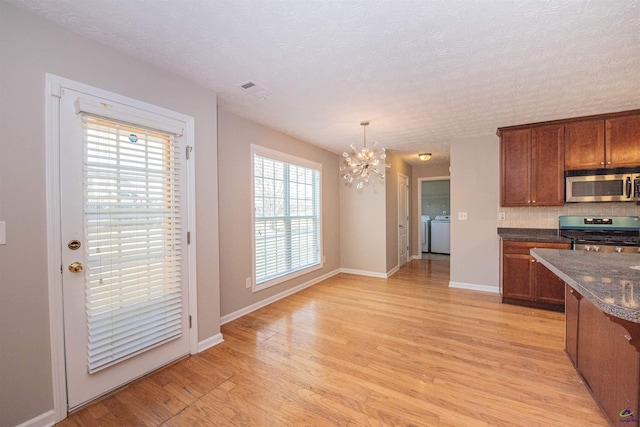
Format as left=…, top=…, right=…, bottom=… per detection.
left=419, top=178, right=450, bottom=256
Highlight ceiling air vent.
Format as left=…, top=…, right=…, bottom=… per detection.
left=237, top=80, right=271, bottom=99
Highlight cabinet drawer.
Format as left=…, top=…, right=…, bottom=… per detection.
left=502, top=241, right=570, bottom=255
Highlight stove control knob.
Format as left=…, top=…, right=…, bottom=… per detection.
left=616, top=247, right=623, bottom=253
left=593, top=246, right=600, bottom=252
left=584, top=246, right=591, bottom=252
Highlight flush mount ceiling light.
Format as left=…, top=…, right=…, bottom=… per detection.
left=340, top=121, right=390, bottom=189
left=418, top=153, right=432, bottom=162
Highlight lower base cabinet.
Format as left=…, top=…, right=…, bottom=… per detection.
left=501, top=241, right=570, bottom=310
left=565, top=286, right=579, bottom=366
left=565, top=284, right=640, bottom=426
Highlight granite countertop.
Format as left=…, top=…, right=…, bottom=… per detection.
left=531, top=248, right=640, bottom=323
left=498, top=228, right=571, bottom=244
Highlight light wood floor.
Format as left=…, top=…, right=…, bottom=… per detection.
left=57, top=258, right=607, bottom=426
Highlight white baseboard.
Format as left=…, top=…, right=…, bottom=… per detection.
left=15, top=410, right=55, bottom=427
left=220, top=269, right=341, bottom=325
left=449, top=281, right=499, bottom=294
left=340, top=268, right=388, bottom=279
left=411, top=254, right=422, bottom=260
left=197, top=332, right=225, bottom=353
left=386, top=265, right=399, bottom=277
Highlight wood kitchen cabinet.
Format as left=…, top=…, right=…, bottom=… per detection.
left=564, top=119, right=605, bottom=170
left=565, top=113, right=640, bottom=170
left=501, top=241, right=569, bottom=310
left=564, top=285, right=580, bottom=367
left=565, top=285, right=640, bottom=427
left=500, top=125, right=564, bottom=207
left=607, top=114, right=640, bottom=168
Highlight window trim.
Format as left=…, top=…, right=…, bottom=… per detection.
left=251, top=144, right=323, bottom=291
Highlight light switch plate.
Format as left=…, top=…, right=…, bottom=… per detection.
left=0, top=221, right=5, bottom=245
left=498, top=212, right=506, bottom=221
left=458, top=212, right=467, bottom=220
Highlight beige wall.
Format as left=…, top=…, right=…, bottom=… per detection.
left=450, top=135, right=500, bottom=289
left=410, top=163, right=451, bottom=257
left=217, top=110, right=341, bottom=316
left=385, top=151, right=412, bottom=272
left=339, top=169, right=387, bottom=274
left=0, top=3, right=221, bottom=426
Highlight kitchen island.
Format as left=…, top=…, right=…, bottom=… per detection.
left=531, top=248, right=640, bottom=427
left=531, top=248, right=640, bottom=323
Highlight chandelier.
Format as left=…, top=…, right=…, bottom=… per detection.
left=340, top=121, right=389, bottom=189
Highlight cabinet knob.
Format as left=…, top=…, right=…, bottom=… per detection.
left=532, top=200, right=536, bottom=203
left=625, top=334, right=632, bottom=342
left=607, top=161, right=611, bottom=165
left=600, top=162, right=605, bottom=165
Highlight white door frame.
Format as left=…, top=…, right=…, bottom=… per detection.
left=45, top=74, right=199, bottom=421
left=417, top=176, right=450, bottom=257
left=398, top=173, right=409, bottom=267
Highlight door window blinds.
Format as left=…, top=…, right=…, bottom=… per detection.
left=82, top=115, right=182, bottom=373
left=253, top=151, right=321, bottom=287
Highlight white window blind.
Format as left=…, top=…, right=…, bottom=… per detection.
left=253, top=149, right=321, bottom=288
left=82, top=115, right=182, bottom=373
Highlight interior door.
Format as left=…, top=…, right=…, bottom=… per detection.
left=398, top=174, right=409, bottom=265
left=59, top=89, right=190, bottom=410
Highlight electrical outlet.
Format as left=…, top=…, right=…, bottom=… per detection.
left=498, top=212, right=506, bottom=221
left=458, top=212, right=468, bottom=220
left=245, top=277, right=251, bottom=288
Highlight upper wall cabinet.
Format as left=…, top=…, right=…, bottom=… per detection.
left=500, top=125, right=564, bottom=207
left=564, top=119, right=605, bottom=170
left=565, top=113, right=640, bottom=170
left=606, top=115, right=640, bottom=168
left=499, top=109, right=640, bottom=207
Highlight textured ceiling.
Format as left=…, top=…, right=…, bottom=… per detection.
left=8, top=0, right=640, bottom=166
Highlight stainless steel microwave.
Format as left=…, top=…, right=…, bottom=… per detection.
left=565, top=169, right=640, bottom=202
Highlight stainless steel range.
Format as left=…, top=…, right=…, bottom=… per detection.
left=559, top=216, right=640, bottom=253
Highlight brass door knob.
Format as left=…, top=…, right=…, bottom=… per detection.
left=68, top=262, right=84, bottom=273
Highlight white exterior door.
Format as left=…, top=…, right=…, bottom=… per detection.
left=398, top=174, right=409, bottom=265
left=59, top=88, right=191, bottom=410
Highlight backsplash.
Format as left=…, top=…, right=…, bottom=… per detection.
left=500, top=203, right=640, bottom=229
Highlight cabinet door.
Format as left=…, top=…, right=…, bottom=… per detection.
left=578, top=297, right=639, bottom=426
left=503, top=253, right=534, bottom=300
left=535, top=261, right=565, bottom=304
left=564, top=119, right=605, bottom=170
left=502, top=242, right=535, bottom=301
left=606, top=115, right=640, bottom=168
left=501, top=129, right=531, bottom=206
left=564, top=285, right=579, bottom=367
left=531, top=125, right=564, bottom=206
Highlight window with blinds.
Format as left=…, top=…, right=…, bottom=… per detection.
left=83, top=115, right=182, bottom=373
left=252, top=147, right=322, bottom=289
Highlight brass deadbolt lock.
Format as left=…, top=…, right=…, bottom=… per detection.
left=68, top=262, right=84, bottom=273
left=68, top=240, right=81, bottom=250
